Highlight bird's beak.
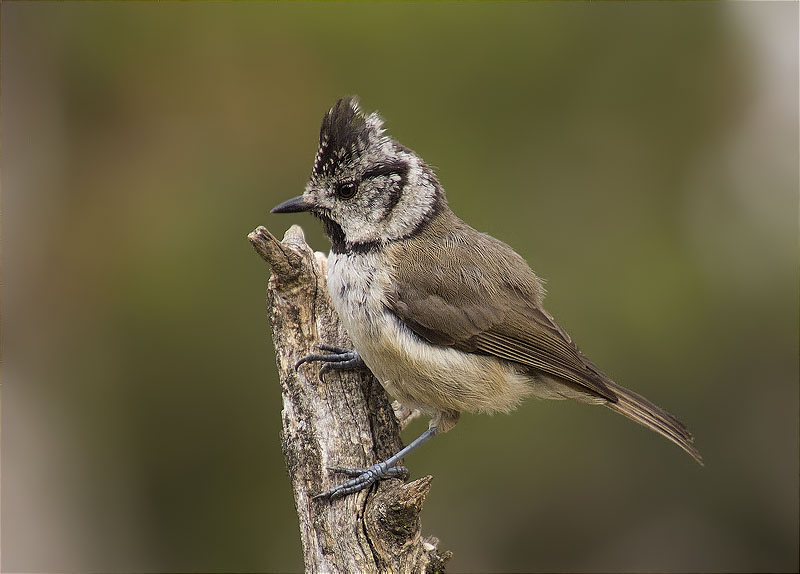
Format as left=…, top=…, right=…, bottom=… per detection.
left=271, top=195, right=313, bottom=214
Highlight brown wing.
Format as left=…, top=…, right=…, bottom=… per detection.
left=385, top=215, right=618, bottom=403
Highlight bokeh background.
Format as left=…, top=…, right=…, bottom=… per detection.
left=2, top=2, right=797, bottom=573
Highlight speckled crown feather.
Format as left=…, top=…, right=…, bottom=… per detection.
left=311, top=96, right=385, bottom=179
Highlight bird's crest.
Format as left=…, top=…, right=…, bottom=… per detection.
left=312, top=96, right=385, bottom=178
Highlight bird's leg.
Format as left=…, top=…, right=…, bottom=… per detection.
left=295, top=344, right=367, bottom=380
left=314, top=426, right=438, bottom=500
left=297, top=345, right=436, bottom=498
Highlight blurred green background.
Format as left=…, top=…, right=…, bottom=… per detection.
left=2, top=2, right=797, bottom=573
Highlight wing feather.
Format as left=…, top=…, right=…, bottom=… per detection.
left=384, top=216, right=618, bottom=402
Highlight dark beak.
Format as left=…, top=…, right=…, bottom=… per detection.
left=271, top=195, right=313, bottom=214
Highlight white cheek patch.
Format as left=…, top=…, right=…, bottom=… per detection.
left=380, top=161, right=435, bottom=238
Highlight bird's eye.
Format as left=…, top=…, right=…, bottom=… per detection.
left=336, top=181, right=357, bottom=200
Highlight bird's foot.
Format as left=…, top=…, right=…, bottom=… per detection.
left=314, top=427, right=438, bottom=500
left=296, top=344, right=367, bottom=381
left=313, top=463, right=409, bottom=500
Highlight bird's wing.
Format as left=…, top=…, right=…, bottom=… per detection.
left=384, top=221, right=618, bottom=403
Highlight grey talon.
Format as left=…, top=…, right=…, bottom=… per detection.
left=295, top=345, right=368, bottom=379
left=313, top=428, right=436, bottom=499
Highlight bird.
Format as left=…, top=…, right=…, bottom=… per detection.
left=271, top=96, right=702, bottom=499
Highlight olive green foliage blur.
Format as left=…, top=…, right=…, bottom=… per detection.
left=3, top=2, right=797, bottom=573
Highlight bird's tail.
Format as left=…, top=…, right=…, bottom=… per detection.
left=604, top=381, right=703, bottom=465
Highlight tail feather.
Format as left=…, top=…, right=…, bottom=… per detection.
left=605, top=381, right=703, bottom=465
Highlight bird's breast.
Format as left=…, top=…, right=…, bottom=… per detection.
left=327, top=251, right=388, bottom=338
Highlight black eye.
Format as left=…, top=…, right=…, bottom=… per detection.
left=336, top=181, right=357, bottom=199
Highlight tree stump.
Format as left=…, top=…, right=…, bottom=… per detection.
left=248, top=225, right=451, bottom=573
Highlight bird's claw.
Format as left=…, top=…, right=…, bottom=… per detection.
left=313, top=463, right=410, bottom=500
left=295, top=344, right=367, bottom=381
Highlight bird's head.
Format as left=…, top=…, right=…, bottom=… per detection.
left=272, top=97, right=445, bottom=253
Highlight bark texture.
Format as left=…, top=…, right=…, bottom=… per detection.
left=248, top=225, right=451, bottom=574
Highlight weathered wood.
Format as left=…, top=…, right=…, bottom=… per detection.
left=248, top=225, right=451, bottom=573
